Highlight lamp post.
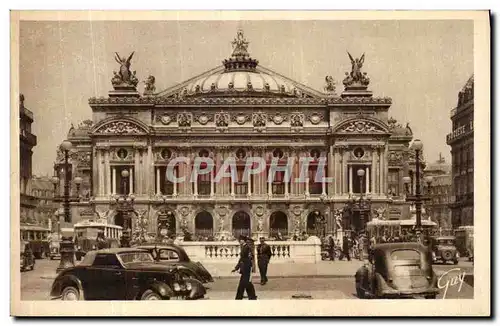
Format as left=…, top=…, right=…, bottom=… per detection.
left=403, top=139, right=432, bottom=243
left=115, top=169, right=135, bottom=246
left=356, top=168, right=370, bottom=259
left=51, top=176, right=60, bottom=236
left=55, top=140, right=78, bottom=273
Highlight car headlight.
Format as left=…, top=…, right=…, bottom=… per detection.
left=186, top=283, right=192, bottom=291
left=173, top=282, right=181, bottom=291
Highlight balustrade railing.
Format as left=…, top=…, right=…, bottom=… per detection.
left=232, top=228, right=251, bottom=239
left=272, top=182, right=285, bottom=195
left=235, top=182, right=248, bottom=196
left=194, top=228, right=214, bottom=239
left=179, top=238, right=321, bottom=263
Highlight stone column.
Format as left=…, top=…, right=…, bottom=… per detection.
left=343, top=147, right=349, bottom=194
left=133, top=147, right=141, bottom=195
left=185, top=150, right=193, bottom=196
left=129, top=168, right=134, bottom=194
left=112, top=167, right=116, bottom=195
left=384, top=145, right=388, bottom=194
left=366, top=166, right=370, bottom=194
left=96, top=148, right=103, bottom=196
left=105, top=149, right=111, bottom=196
left=349, top=165, right=353, bottom=194
left=328, top=146, right=334, bottom=196
left=156, top=167, right=161, bottom=195
left=215, top=149, right=222, bottom=196
left=378, top=148, right=384, bottom=194
left=371, top=147, right=377, bottom=195
left=146, top=144, right=153, bottom=196
left=210, top=165, right=215, bottom=197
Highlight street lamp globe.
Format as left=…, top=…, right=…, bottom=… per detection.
left=74, top=176, right=83, bottom=185
left=60, top=140, right=73, bottom=152
left=51, top=176, right=59, bottom=185
left=424, top=176, right=433, bottom=185
left=357, top=169, right=365, bottom=177
left=411, top=139, right=423, bottom=151
left=402, top=176, right=411, bottom=185
left=121, top=169, right=130, bottom=178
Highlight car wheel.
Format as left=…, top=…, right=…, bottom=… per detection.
left=140, top=289, right=164, bottom=300
left=453, top=259, right=458, bottom=265
left=61, top=286, right=81, bottom=301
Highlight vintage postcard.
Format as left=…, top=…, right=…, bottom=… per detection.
left=11, top=10, right=490, bottom=316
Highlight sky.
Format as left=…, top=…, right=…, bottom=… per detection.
left=19, top=19, right=473, bottom=176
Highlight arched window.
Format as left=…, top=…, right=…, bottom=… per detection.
left=232, top=211, right=251, bottom=238
left=269, top=211, right=288, bottom=238
left=195, top=211, right=214, bottom=239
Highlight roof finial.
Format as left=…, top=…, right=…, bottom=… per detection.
left=223, top=29, right=258, bottom=72
left=231, top=29, right=250, bottom=59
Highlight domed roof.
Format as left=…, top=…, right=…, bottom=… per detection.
left=181, top=66, right=303, bottom=97
left=157, top=29, right=323, bottom=100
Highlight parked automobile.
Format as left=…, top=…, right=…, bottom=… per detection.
left=20, top=241, right=35, bottom=272
left=50, top=248, right=206, bottom=300
left=136, top=244, right=214, bottom=284
left=430, top=236, right=459, bottom=265
left=354, top=242, right=439, bottom=299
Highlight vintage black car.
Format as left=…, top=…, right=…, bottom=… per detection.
left=21, top=241, right=35, bottom=272
left=137, top=244, right=214, bottom=284
left=355, top=243, right=440, bottom=299
left=430, top=236, right=459, bottom=264
left=50, top=248, right=206, bottom=300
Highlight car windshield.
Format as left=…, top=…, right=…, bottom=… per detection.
left=438, top=239, right=455, bottom=246
left=118, top=252, right=154, bottom=265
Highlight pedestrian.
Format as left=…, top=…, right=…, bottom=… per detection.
left=328, top=235, right=335, bottom=261
left=232, top=235, right=257, bottom=300
left=340, top=235, right=351, bottom=261
left=257, top=237, right=272, bottom=285
left=96, top=231, right=108, bottom=250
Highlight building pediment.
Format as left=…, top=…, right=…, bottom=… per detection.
left=91, top=117, right=149, bottom=136
left=332, top=117, right=389, bottom=134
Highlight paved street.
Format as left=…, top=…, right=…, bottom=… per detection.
left=20, top=259, right=474, bottom=300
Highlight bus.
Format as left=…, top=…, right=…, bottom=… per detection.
left=74, top=220, right=123, bottom=260
left=20, top=224, right=51, bottom=259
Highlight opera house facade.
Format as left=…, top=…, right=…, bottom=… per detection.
left=54, top=30, right=420, bottom=243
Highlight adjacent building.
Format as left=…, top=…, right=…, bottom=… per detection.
left=30, top=176, right=58, bottom=230
left=19, top=94, right=38, bottom=224
left=447, top=75, right=474, bottom=228
left=54, top=30, right=419, bottom=242
left=424, top=154, right=452, bottom=229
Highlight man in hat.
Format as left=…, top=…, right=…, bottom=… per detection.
left=232, top=235, right=257, bottom=300
left=257, top=237, right=272, bottom=285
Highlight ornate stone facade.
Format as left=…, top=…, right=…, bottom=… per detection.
left=59, top=30, right=416, bottom=240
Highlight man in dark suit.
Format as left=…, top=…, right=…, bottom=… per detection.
left=232, top=235, right=257, bottom=300
left=340, top=235, right=351, bottom=261
left=257, top=237, right=272, bottom=285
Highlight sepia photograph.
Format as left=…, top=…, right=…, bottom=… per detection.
left=10, top=10, right=490, bottom=316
